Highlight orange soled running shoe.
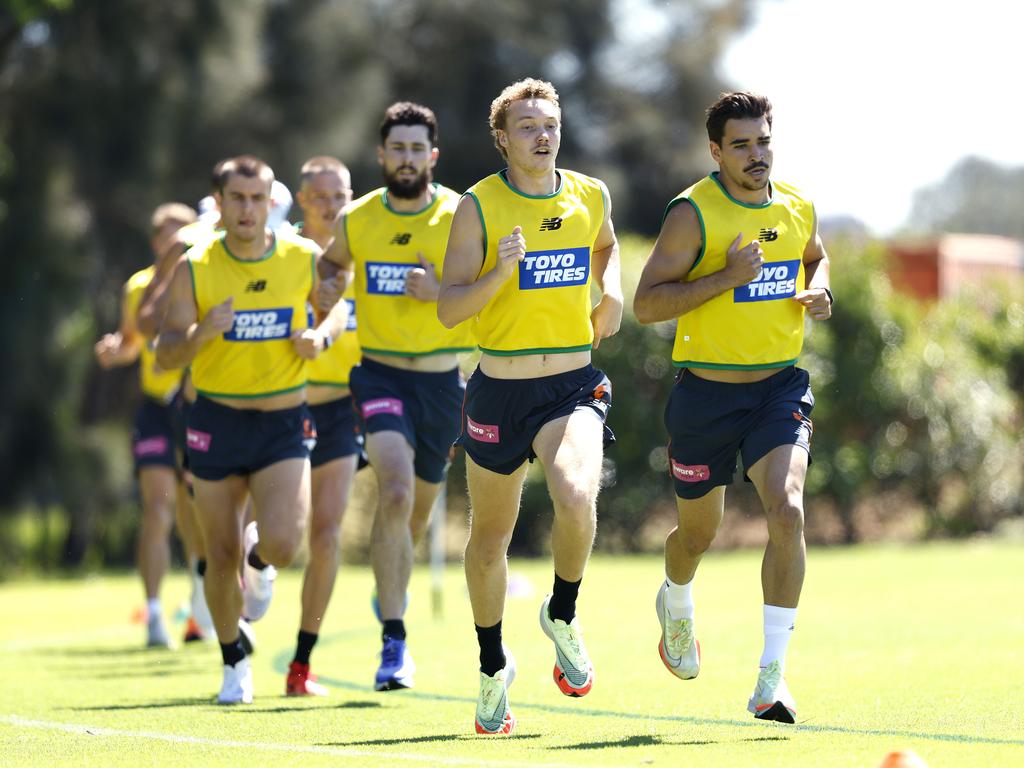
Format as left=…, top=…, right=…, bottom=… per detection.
left=538, top=595, right=594, bottom=697
left=286, top=661, right=329, bottom=696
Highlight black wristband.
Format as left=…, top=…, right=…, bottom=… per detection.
left=322, top=332, right=333, bottom=350
left=823, top=287, right=834, bottom=306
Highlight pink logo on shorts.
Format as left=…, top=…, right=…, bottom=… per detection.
left=186, top=429, right=212, bottom=453
left=134, top=436, right=168, bottom=458
left=671, top=460, right=710, bottom=483
left=466, top=416, right=500, bottom=443
left=362, top=398, right=403, bottom=419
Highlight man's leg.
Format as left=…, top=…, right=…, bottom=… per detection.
left=248, top=457, right=311, bottom=569
left=193, top=474, right=249, bottom=643
left=288, top=454, right=358, bottom=696
left=362, top=430, right=418, bottom=690
left=193, top=472, right=253, bottom=704
left=174, top=478, right=212, bottom=640
left=410, top=476, right=443, bottom=547
left=531, top=409, right=604, bottom=697
left=744, top=443, right=808, bottom=723
left=137, top=465, right=177, bottom=647
left=658, top=486, right=725, bottom=680
left=465, top=454, right=527, bottom=734
left=365, top=431, right=415, bottom=625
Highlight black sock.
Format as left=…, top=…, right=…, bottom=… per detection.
left=293, top=630, right=318, bottom=666
left=548, top=574, right=582, bottom=624
left=196, top=559, right=207, bottom=578
left=382, top=619, right=406, bottom=641
left=475, top=621, right=505, bottom=677
left=220, top=638, right=246, bottom=667
left=247, top=548, right=268, bottom=571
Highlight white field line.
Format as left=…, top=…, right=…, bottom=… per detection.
left=0, top=715, right=603, bottom=768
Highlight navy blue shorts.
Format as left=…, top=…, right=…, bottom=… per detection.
left=460, top=364, right=614, bottom=476
left=132, top=397, right=178, bottom=472
left=309, top=396, right=364, bottom=469
left=186, top=395, right=314, bottom=481
left=349, top=358, right=464, bottom=484
left=665, top=366, right=814, bottom=500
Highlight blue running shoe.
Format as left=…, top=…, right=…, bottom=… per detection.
left=374, top=635, right=415, bottom=691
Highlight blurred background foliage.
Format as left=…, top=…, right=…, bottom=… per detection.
left=1, top=0, right=1022, bottom=574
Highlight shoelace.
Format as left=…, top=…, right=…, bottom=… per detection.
left=555, top=623, right=583, bottom=661
left=381, top=639, right=403, bottom=667
left=478, top=674, right=505, bottom=717
left=665, top=617, right=693, bottom=658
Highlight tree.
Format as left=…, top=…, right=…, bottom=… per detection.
left=908, top=156, right=1024, bottom=238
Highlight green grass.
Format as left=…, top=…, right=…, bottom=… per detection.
left=1, top=542, right=1021, bottom=767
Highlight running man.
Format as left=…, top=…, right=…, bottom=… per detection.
left=320, top=102, right=475, bottom=692
left=438, top=78, right=623, bottom=735
left=285, top=156, right=360, bottom=696
left=94, top=202, right=206, bottom=647
left=633, top=91, right=832, bottom=723
left=156, top=155, right=348, bottom=704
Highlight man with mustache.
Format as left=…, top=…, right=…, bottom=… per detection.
left=633, top=91, right=832, bottom=724
left=320, top=102, right=475, bottom=692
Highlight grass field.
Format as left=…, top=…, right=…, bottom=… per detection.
left=1, top=541, right=1021, bottom=767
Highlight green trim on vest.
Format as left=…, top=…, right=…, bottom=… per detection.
left=361, top=346, right=474, bottom=357
left=497, top=168, right=563, bottom=200
left=709, top=172, right=774, bottom=210
left=195, top=383, right=307, bottom=399
left=381, top=183, right=443, bottom=216
left=480, top=343, right=593, bottom=357
left=465, top=192, right=488, bottom=262
left=222, top=232, right=277, bottom=263
left=671, top=358, right=798, bottom=370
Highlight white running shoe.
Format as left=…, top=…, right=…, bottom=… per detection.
left=241, top=521, right=276, bottom=622
left=655, top=582, right=700, bottom=679
left=538, top=595, right=594, bottom=697
left=217, top=656, right=253, bottom=704
left=475, top=651, right=516, bottom=735
left=146, top=614, right=172, bottom=649
left=747, top=660, right=796, bottom=723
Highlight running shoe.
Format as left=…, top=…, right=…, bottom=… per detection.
left=286, top=661, right=329, bottom=696
left=474, top=651, right=517, bottom=735
left=538, top=595, right=594, bottom=697
left=374, top=635, right=415, bottom=691
left=241, top=521, right=276, bottom=622
left=747, top=660, right=796, bottom=723
left=217, top=656, right=253, bottom=704
left=655, top=581, right=700, bottom=679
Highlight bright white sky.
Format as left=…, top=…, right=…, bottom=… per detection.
left=722, top=0, right=1024, bottom=234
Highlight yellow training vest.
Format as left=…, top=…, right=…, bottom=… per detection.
left=307, top=285, right=360, bottom=387
left=189, top=231, right=315, bottom=398
left=125, top=266, right=182, bottom=403
left=467, top=169, right=604, bottom=355
left=345, top=184, right=474, bottom=356
left=668, top=173, right=814, bottom=369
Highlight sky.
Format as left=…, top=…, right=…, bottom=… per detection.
left=721, top=0, right=1024, bottom=235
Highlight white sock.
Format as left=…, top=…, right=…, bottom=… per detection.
left=147, top=597, right=162, bottom=623
left=760, top=604, right=797, bottom=670
left=664, top=576, right=694, bottom=621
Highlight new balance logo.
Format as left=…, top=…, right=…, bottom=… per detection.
left=245, top=280, right=267, bottom=292
left=539, top=217, right=562, bottom=231
left=758, top=228, right=779, bottom=242
left=390, top=233, right=412, bottom=245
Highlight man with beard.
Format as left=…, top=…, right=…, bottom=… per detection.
left=157, top=155, right=347, bottom=704
left=321, top=102, right=474, bottom=692
left=633, top=92, right=832, bottom=723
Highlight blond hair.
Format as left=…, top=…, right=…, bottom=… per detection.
left=150, top=202, right=197, bottom=233
left=488, top=78, right=561, bottom=160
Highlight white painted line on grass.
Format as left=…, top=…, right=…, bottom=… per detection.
left=0, top=715, right=599, bottom=768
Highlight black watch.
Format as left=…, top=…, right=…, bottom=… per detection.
left=823, top=287, right=834, bottom=306
left=322, top=332, right=333, bottom=350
